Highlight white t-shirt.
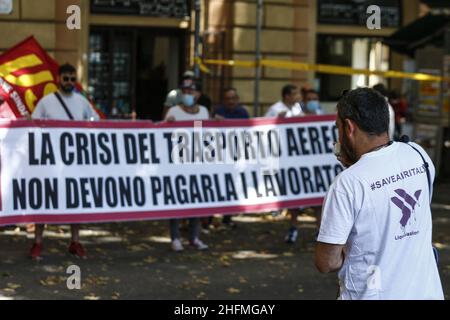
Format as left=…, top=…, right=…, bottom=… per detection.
left=318, top=142, right=443, bottom=300
left=265, top=101, right=304, bottom=118
left=165, top=105, right=209, bottom=121
left=387, top=101, right=395, bottom=140
left=32, top=92, right=100, bottom=121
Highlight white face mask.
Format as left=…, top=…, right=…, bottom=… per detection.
left=182, top=94, right=195, bottom=107
left=333, top=142, right=342, bottom=157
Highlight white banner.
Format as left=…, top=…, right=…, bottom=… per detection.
left=0, top=115, right=342, bottom=225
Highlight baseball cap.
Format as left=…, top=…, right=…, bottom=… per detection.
left=183, top=70, right=195, bottom=79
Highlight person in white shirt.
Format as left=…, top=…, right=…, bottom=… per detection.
left=30, top=63, right=99, bottom=261
left=165, top=81, right=209, bottom=252
left=315, top=88, right=443, bottom=300
left=265, top=84, right=304, bottom=244
left=32, top=70, right=99, bottom=121
left=303, top=89, right=324, bottom=115
left=265, top=84, right=303, bottom=118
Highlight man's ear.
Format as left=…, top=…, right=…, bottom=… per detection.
left=344, top=118, right=357, bottom=137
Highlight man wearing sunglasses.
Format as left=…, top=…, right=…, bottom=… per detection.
left=32, top=63, right=99, bottom=122
left=314, top=88, right=443, bottom=300
left=30, top=63, right=99, bottom=260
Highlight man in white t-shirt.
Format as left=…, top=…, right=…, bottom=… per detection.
left=315, top=87, right=443, bottom=300
left=165, top=81, right=209, bottom=252
left=265, top=84, right=304, bottom=244
left=265, top=84, right=303, bottom=118
left=303, top=89, right=324, bottom=116
left=30, top=63, right=99, bottom=261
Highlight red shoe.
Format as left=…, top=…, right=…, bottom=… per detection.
left=68, top=242, right=87, bottom=259
left=30, top=243, right=43, bottom=261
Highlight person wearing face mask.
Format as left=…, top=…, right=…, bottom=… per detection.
left=304, top=89, right=323, bottom=115
left=164, top=80, right=209, bottom=122
left=162, top=71, right=212, bottom=119
left=297, top=88, right=325, bottom=232
left=29, top=63, right=100, bottom=261
left=265, top=85, right=304, bottom=244
left=315, top=88, right=443, bottom=300
left=164, top=81, right=209, bottom=252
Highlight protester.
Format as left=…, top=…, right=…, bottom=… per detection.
left=265, top=84, right=303, bottom=118
left=165, top=81, right=209, bottom=252
left=315, top=87, right=444, bottom=300
left=214, top=87, right=250, bottom=120
left=372, top=83, right=395, bottom=141
left=303, top=89, right=324, bottom=115
left=30, top=63, right=100, bottom=260
left=203, top=87, right=250, bottom=230
left=163, top=70, right=212, bottom=118
left=299, top=89, right=324, bottom=230
left=265, top=84, right=303, bottom=243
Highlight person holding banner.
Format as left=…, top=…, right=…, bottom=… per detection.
left=265, top=84, right=304, bottom=244
left=164, top=81, right=209, bottom=252
left=29, top=63, right=99, bottom=260
left=162, top=70, right=212, bottom=118
left=315, top=88, right=443, bottom=299
left=303, top=89, right=324, bottom=116
left=299, top=89, right=326, bottom=231
left=201, top=87, right=250, bottom=230
left=265, top=84, right=303, bottom=118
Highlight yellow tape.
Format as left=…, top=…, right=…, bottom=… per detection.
left=194, top=58, right=449, bottom=82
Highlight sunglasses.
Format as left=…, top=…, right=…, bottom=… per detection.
left=62, top=76, right=77, bottom=82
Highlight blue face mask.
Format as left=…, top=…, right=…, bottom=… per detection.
left=306, top=100, right=320, bottom=113
left=182, top=94, right=195, bottom=107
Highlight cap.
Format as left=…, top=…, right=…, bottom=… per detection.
left=183, top=70, right=195, bottom=79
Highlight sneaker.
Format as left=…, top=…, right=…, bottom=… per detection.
left=285, top=227, right=298, bottom=244
left=68, top=241, right=87, bottom=259
left=190, top=238, right=208, bottom=251
left=30, top=243, right=43, bottom=261
left=171, top=238, right=184, bottom=252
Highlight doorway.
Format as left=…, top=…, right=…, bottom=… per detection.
left=88, top=26, right=185, bottom=121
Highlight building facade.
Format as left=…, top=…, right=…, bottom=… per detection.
left=0, top=0, right=424, bottom=119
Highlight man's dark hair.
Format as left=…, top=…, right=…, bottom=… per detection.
left=224, top=87, right=238, bottom=96
left=59, top=63, right=76, bottom=75
left=282, top=84, right=297, bottom=98
left=305, top=89, right=319, bottom=96
left=337, top=87, right=389, bottom=136
left=373, top=83, right=388, bottom=97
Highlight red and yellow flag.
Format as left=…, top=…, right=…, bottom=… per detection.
left=0, top=36, right=59, bottom=119
left=0, top=36, right=105, bottom=119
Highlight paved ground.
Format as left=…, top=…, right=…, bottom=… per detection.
left=0, top=185, right=449, bottom=300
